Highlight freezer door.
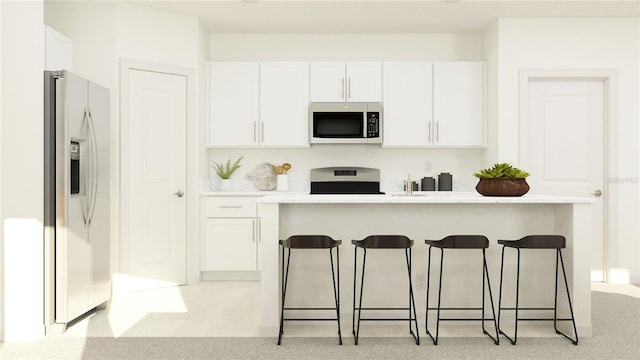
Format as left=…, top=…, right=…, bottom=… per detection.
left=55, top=71, right=91, bottom=323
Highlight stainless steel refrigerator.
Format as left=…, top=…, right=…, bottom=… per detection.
left=44, top=70, right=111, bottom=333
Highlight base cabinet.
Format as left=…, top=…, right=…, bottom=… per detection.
left=203, top=219, right=258, bottom=271
left=201, top=196, right=260, bottom=273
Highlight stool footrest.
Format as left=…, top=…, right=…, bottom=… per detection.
left=432, top=318, right=497, bottom=322
left=283, top=318, right=339, bottom=322
left=500, top=307, right=557, bottom=311
left=356, top=307, right=411, bottom=311
left=511, top=318, right=576, bottom=321
left=358, top=318, right=418, bottom=321
left=427, top=307, right=485, bottom=311
left=284, top=307, right=339, bottom=311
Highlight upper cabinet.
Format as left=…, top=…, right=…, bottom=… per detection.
left=310, top=62, right=382, bottom=102
left=433, top=62, right=484, bottom=147
left=207, top=62, right=259, bottom=147
left=382, top=61, right=485, bottom=147
left=45, top=26, right=72, bottom=71
left=207, top=62, right=310, bottom=148
left=259, top=62, right=310, bottom=147
left=382, top=62, right=433, bottom=146
left=206, top=60, right=484, bottom=148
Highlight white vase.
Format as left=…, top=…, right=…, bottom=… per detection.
left=219, top=179, right=233, bottom=191
left=276, top=175, right=289, bottom=191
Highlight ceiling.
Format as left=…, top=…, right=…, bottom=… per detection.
left=134, top=0, right=639, bottom=33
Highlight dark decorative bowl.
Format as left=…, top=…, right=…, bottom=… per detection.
left=475, top=178, right=530, bottom=197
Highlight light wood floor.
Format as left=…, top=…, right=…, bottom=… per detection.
left=60, top=281, right=639, bottom=338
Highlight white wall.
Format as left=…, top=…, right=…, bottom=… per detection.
left=481, top=21, right=499, bottom=168
left=207, top=33, right=486, bottom=192
left=1, top=0, right=45, bottom=341
left=211, top=33, right=483, bottom=61
left=496, top=17, right=640, bottom=283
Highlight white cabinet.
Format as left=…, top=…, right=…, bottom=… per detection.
left=382, top=61, right=485, bottom=147
left=310, top=62, right=382, bottom=102
left=201, top=196, right=260, bottom=272
left=45, top=26, right=72, bottom=71
left=382, top=62, right=433, bottom=146
left=207, top=62, right=259, bottom=147
left=433, top=62, right=484, bottom=147
left=259, top=62, right=310, bottom=147
left=207, top=61, right=309, bottom=147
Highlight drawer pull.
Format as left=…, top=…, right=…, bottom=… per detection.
left=219, top=205, right=242, bottom=209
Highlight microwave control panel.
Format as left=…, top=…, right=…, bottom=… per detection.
left=366, top=112, right=380, bottom=138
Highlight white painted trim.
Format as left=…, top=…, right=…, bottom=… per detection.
left=119, top=59, right=199, bottom=288
left=518, top=68, right=617, bottom=283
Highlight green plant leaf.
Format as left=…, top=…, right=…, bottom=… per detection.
left=211, top=156, right=243, bottom=179
left=473, top=162, right=530, bottom=179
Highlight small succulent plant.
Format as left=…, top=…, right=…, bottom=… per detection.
left=211, top=156, right=243, bottom=179
left=473, top=163, right=530, bottom=179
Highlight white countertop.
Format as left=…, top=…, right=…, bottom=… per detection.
left=257, top=191, right=596, bottom=204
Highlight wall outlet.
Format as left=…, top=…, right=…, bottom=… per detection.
left=424, top=161, right=432, bottom=172
left=415, top=273, right=426, bottom=291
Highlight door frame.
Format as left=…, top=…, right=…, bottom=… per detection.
left=518, top=69, right=617, bottom=283
left=119, top=59, right=199, bottom=289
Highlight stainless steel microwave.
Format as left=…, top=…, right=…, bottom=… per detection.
left=309, top=102, right=382, bottom=144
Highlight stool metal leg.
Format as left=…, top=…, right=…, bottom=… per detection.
left=555, top=249, right=579, bottom=345
left=329, top=247, right=343, bottom=345
left=278, top=246, right=292, bottom=345
left=481, top=249, right=499, bottom=345
left=405, top=248, right=420, bottom=345
left=352, top=247, right=357, bottom=337
left=425, top=246, right=444, bottom=345
left=498, top=246, right=520, bottom=345
left=354, top=248, right=367, bottom=345
left=499, top=247, right=577, bottom=345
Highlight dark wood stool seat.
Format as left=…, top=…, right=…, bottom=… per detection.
left=497, top=235, right=578, bottom=345
left=424, top=235, right=499, bottom=345
left=352, top=235, right=419, bottom=345
left=278, top=235, right=342, bottom=345
left=280, top=235, right=342, bottom=249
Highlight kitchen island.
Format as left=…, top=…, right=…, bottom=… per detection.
left=258, top=192, right=595, bottom=338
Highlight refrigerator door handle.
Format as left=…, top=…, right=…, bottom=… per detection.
left=87, top=109, right=99, bottom=225
left=81, top=109, right=91, bottom=225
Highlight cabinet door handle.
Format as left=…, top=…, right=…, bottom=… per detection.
left=252, top=219, right=256, bottom=243
left=261, top=121, right=264, bottom=143
left=436, top=121, right=439, bottom=143
left=348, top=77, right=351, bottom=99
left=219, top=205, right=242, bottom=209
left=253, top=121, right=257, bottom=143
left=427, top=121, right=431, bottom=142
left=341, top=77, right=345, bottom=100
left=257, top=219, right=261, bottom=242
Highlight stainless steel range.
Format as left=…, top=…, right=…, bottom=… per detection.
left=310, top=167, right=384, bottom=194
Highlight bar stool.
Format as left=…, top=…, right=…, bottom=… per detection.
left=424, top=235, right=499, bottom=345
left=278, top=235, right=342, bottom=345
left=497, top=235, right=578, bottom=345
left=352, top=235, right=419, bottom=345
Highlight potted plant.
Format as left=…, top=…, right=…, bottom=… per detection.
left=211, top=156, right=243, bottom=191
left=473, top=163, right=530, bottom=196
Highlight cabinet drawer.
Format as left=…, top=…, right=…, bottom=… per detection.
left=204, top=197, right=258, bottom=217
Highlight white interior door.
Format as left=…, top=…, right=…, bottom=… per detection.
left=125, top=69, right=187, bottom=291
left=522, top=79, right=605, bottom=281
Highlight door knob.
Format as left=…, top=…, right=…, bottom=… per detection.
left=593, top=189, right=602, bottom=197
left=174, top=190, right=185, bottom=197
